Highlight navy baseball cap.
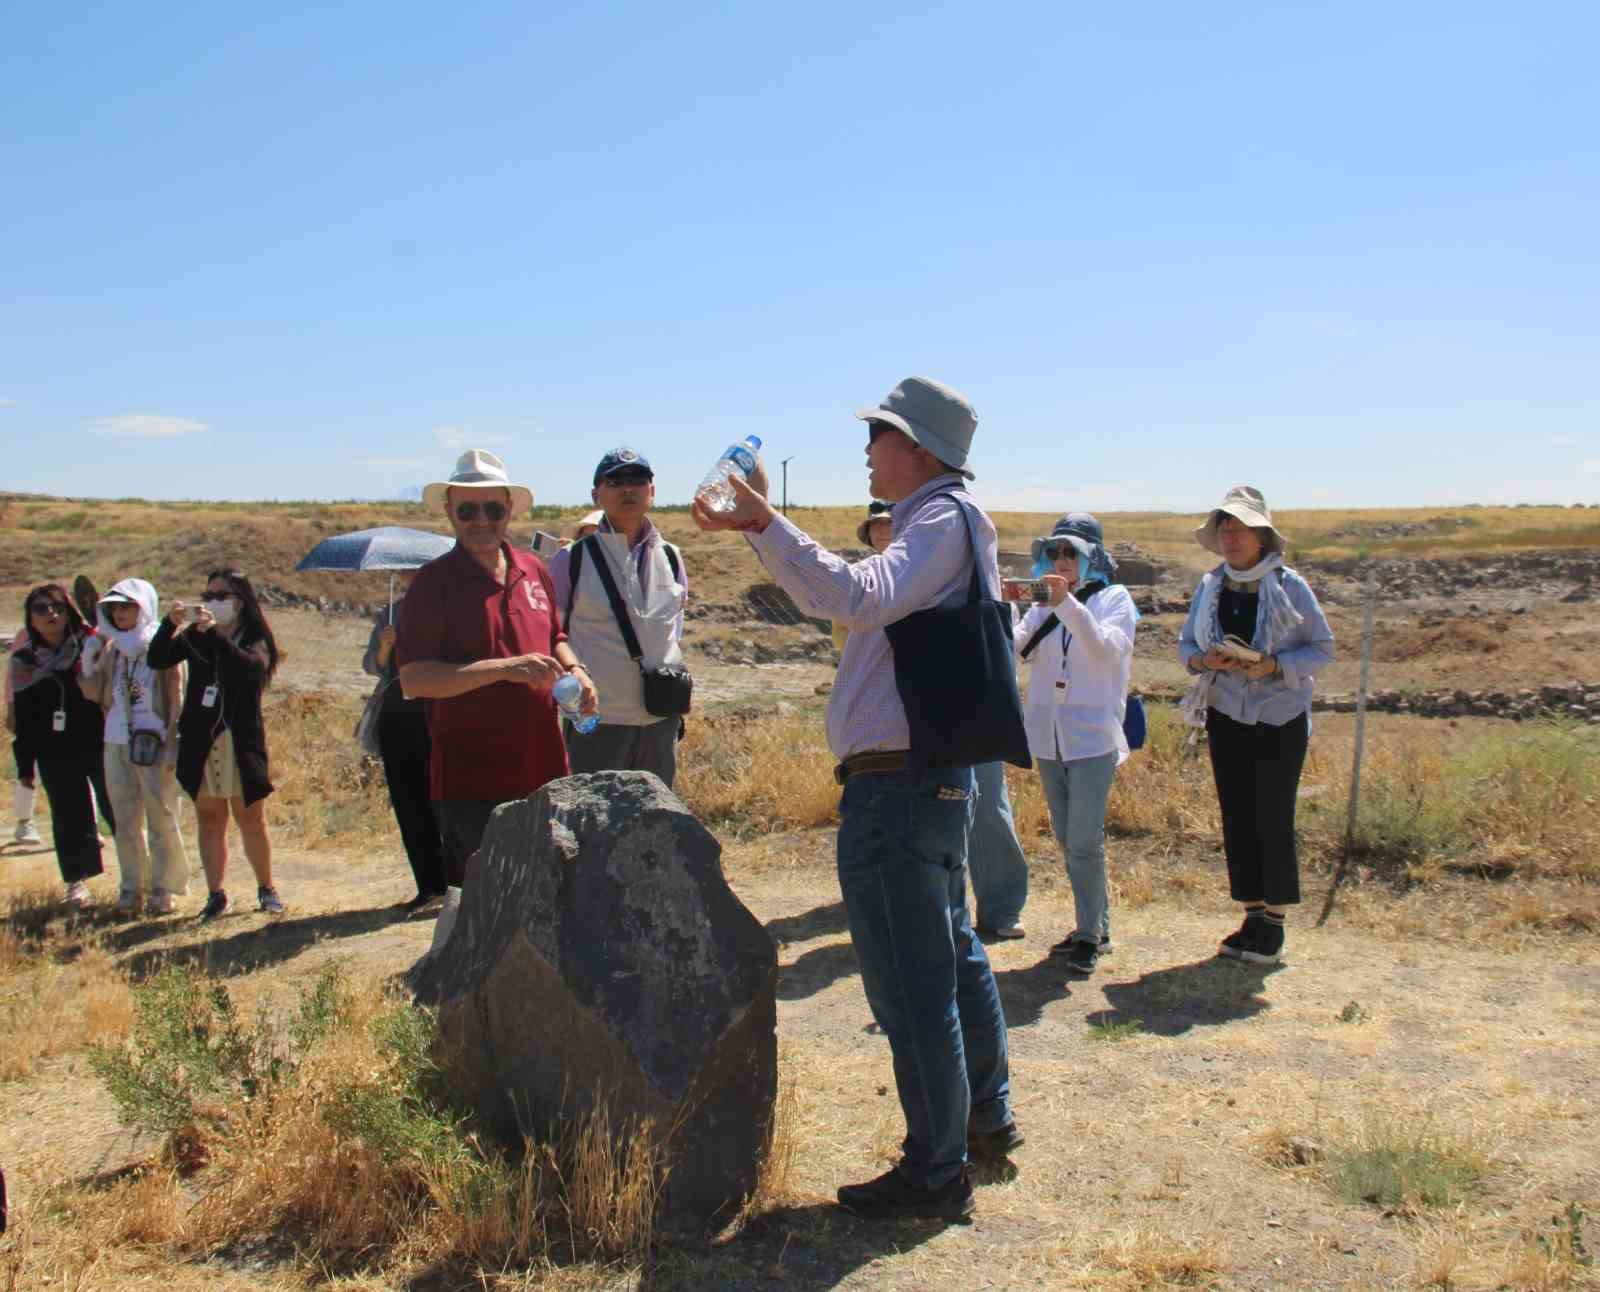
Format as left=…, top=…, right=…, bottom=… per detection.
left=593, top=447, right=653, bottom=485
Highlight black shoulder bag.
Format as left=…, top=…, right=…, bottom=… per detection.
left=882, top=494, right=1031, bottom=771
left=567, top=536, right=692, bottom=717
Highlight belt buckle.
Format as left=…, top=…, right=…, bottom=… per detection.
left=834, top=761, right=849, bottom=786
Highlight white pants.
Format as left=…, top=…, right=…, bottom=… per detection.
left=103, top=744, right=191, bottom=899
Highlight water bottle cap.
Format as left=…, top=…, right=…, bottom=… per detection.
left=552, top=674, right=581, bottom=703
left=744, top=435, right=762, bottom=451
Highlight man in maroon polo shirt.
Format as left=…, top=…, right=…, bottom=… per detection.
left=397, top=449, right=597, bottom=888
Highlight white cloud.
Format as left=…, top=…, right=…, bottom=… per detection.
left=93, top=413, right=208, bottom=438
left=433, top=425, right=507, bottom=450
left=357, top=455, right=428, bottom=469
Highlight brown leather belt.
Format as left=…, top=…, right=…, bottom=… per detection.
left=834, top=750, right=911, bottom=785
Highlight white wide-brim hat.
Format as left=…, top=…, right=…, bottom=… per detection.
left=422, top=449, right=534, bottom=515
left=1195, top=484, right=1286, bottom=555
left=570, top=509, right=605, bottom=538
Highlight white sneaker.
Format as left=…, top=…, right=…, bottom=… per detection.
left=65, top=881, right=92, bottom=909
left=148, top=893, right=179, bottom=915
left=13, top=820, right=41, bottom=845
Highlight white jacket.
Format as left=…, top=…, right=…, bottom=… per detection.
left=1015, top=583, right=1137, bottom=766
left=559, top=528, right=686, bottom=727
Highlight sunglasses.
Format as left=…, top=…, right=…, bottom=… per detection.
left=1041, top=544, right=1078, bottom=562
left=454, top=500, right=508, bottom=522
left=599, top=471, right=652, bottom=487
left=28, top=601, right=68, bottom=616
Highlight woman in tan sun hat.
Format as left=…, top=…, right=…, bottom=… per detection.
left=1178, top=486, right=1334, bottom=967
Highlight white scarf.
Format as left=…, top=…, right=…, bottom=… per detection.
left=1181, top=554, right=1304, bottom=733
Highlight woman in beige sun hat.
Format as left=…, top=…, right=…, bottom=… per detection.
left=1178, top=485, right=1334, bottom=968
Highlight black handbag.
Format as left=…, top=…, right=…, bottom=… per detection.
left=568, top=536, right=693, bottom=718
left=883, top=493, right=1031, bottom=771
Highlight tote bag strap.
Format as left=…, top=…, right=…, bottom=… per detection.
left=1019, top=613, right=1061, bottom=660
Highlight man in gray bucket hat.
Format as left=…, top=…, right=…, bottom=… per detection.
left=691, top=376, right=1018, bottom=1222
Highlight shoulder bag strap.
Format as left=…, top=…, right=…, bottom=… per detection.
left=1019, top=613, right=1061, bottom=660
left=664, top=543, right=681, bottom=583
left=585, top=537, right=646, bottom=663
left=563, top=539, right=586, bottom=635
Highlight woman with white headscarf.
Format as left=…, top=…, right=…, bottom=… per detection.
left=79, top=578, right=190, bottom=916
left=1008, top=513, right=1138, bottom=976
left=1179, top=486, right=1334, bottom=965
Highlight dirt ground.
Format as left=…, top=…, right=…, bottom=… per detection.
left=3, top=821, right=1596, bottom=1291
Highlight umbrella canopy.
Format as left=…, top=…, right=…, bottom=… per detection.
left=295, top=526, right=453, bottom=574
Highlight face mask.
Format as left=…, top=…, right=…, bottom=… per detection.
left=205, top=597, right=238, bottom=627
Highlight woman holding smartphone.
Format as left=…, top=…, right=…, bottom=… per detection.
left=148, top=568, right=283, bottom=921
left=1179, top=487, right=1334, bottom=965
left=1007, top=515, right=1137, bottom=977
left=6, top=584, right=111, bottom=907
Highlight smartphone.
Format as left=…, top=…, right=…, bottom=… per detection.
left=1217, top=635, right=1264, bottom=664
left=1001, top=578, right=1051, bottom=604
left=530, top=530, right=565, bottom=557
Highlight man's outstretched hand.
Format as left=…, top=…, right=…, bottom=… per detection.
left=690, top=466, right=776, bottom=535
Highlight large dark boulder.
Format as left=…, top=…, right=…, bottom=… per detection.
left=409, top=771, right=777, bottom=1229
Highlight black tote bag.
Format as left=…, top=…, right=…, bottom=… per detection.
left=883, top=494, right=1031, bottom=771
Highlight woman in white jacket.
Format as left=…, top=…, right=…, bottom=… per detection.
left=1010, top=515, right=1138, bottom=977
left=79, top=578, right=190, bottom=915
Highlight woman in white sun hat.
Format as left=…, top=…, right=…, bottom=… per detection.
left=1179, top=486, right=1334, bottom=966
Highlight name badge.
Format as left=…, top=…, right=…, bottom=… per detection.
left=52, top=708, right=67, bottom=732
left=1054, top=678, right=1071, bottom=705
left=202, top=684, right=219, bottom=708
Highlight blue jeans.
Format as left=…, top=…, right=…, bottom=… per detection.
left=1036, top=751, right=1118, bottom=945
left=967, top=760, right=1029, bottom=929
left=836, top=764, right=1012, bottom=1190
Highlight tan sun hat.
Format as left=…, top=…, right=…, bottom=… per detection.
left=570, top=509, right=605, bottom=539
left=421, top=449, right=534, bottom=515
left=1195, top=485, right=1286, bottom=555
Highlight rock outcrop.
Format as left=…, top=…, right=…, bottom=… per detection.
left=410, top=771, right=778, bottom=1228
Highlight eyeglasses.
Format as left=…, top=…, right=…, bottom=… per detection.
left=28, top=601, right=68, bottom=617
left=867, top=421, right=896, bottom=445
left=454, top=501, right=508, bottom=522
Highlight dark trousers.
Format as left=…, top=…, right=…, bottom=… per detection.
left=37, top=752, right=113, bottom=885
left=433, top=799, right=501, bottom=889
left=1205, top=708, right=1309, bottom=906
left=377, top=702, right=447, bottom=898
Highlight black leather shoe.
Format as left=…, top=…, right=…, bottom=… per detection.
left=967, top=1121, right=1025, bottom=1161
left=837, top=1166, right=975, bottom=1221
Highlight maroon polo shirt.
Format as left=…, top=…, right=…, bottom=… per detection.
left=396, top=542, right=570, bottom=802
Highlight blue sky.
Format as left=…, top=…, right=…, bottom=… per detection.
left=4, top=1, right=1597, bottom=512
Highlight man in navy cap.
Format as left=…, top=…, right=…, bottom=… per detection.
left=548, top=447, right=689, bottom=787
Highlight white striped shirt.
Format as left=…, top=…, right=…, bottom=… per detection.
left=747, top=475, right=999, bottom=759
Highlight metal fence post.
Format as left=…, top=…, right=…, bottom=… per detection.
left=1317, top=565, right=1375, bottom=927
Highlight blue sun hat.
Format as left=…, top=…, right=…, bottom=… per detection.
left=1030, top=513, right=1119, bottom=583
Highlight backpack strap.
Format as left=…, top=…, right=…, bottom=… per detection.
left=1019, top=613, right=1061, bottom=661
left=584, top=538, right=646, bottom=663
left=664, top=543, right=681, bottom=584
left=563, top=539, right=586, bottom=635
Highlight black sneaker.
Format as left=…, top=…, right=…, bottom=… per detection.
left=967, top=1121, right=1025, bottom=1161
left=837, top=1166, right=975, bottom=1221
left=1050, top=933, right=1112, bottom=958
left=1241, top=919, right=1284, bottom=965
left=1062, top=939, right=1099, bottom=976
left=199, top=890, right=229, bottom=922
left=1218, top=914, right=1263, bottom=959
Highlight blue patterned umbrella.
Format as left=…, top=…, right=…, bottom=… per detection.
left=296, top=526, right=454, bottom=613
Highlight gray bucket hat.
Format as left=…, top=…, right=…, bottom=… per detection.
left=1195, top=485, right=1286, bottom=555
left=856, top=376, right=978, bottom=480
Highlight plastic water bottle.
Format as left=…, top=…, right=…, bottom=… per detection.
left=695, top=434, right=763, bottom=513
left=552, top=674, right=598, bottom=734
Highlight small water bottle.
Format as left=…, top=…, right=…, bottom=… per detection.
left=695, top=434, right=763, bottom=513
left=552, top=674, right=598, bottom=734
